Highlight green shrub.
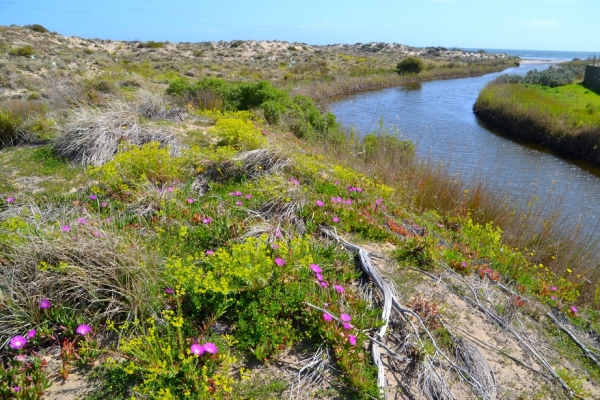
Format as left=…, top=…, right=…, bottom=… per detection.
left=25, top=24, right=49, bottom=33
left=138, top=41, right=165, bottom=49
left=396, top=57, right=424, bottom=75
left=210, top=117, right=266, bottom=150
left=10, top=45, right=34, bottom=57
left=0, top=111, right=21, bottom=148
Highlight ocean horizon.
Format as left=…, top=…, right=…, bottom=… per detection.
left=463, top=48, right=600, bottom=62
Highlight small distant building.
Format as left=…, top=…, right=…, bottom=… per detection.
left=583, top=64, right=600, bottom=90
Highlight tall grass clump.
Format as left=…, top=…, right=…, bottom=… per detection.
left=0, top=100, right=51, bottom=148
left=396, top=56, right=424, bottom=75
left=53, top=98, right=183, bottom=166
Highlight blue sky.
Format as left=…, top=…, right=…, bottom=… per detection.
left=0, top=0, right=598, bottom=51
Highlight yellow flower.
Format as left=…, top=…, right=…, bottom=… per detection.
left=567, top=268, right=572, bottom=273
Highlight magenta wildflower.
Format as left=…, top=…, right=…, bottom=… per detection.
left=345, top=199, right=352, bottom=205
left=236, top=201, right=243, bottom=206
left=332, top=216, right=339, bottom=223
left=336, top=196, right=343, bottom=202
left=316, top=273, right=324, bottom=281
left=461, top=261, right=467, bottom=268
left=61, top=225, right=70, bottom=232
left=320, top=281, right=328, bottom=288
left=190, top=343, right=205, bottom=356
left=315, top=200, right=324, bottom=207
left=334, top=180, right=339, bottom=185
left=6, top=197, right=14, bottom=203
left=551, top=286, right=558, bottom=291
left=343, top=323, right=352, bottom=330
left=376, top=198, right=383, bottom=206
left=309, top=264, right=322, bottom=273
left=228, top=192, right=235, bottom=196
left=203, top=342, right=218, bottom=354
left=551, top=296, right=557, bottom=300
left=274, top=227, right=281, bottom=238
left=245, top=194, right=252, bottom=199
left=26, top=329, right=36, bottom=339
left=167, top=187, right=173, bottom=192
left=202, top=217, right=212, bottom=224
left=205, top=250, right=215, bottom=256
left=78, top=218, right=88, bottom=225
left=101, top=202, right=107, bottom=208
left=340, top=313, right=352, bottom=322
left=571, top=306, right=578, bottom=313
left=271, top=243, right=279, bottom=250
left=187, top=198, right=194, bottom=204
left=348, top=335, right=357, bottom=346
left=39, top=298, right=51, bottom=309
left=275, top=258, right=286, bottom=266
left=125, top=191, right=131, bottom=195
left=93, top=231, right=100, bottom=237
left=165, top=288, right=174, bottom=294
left=76, top=324, right=92, bottom=336
left=356, top=187, right=363, bottom=193
left=323, top=313, right=332, bottom=322
left=13, top=387, right=20, bottom=392
left=235, top=191, right=242, bottom=196
left=89, top=194, right=97, bottom=200
left=10, top=335, right=27, bottom=349
left=334, top=284, right=345, bottom=293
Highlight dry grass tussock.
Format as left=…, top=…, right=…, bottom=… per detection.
left=0, top=200, right=160, bottom=343
left=53, top=98, right=184, bottom=166
left=136, top=89, right=187, bottom=121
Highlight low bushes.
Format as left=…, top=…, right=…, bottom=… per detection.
left=167, top=77, right=341, bottom=141
left=396, top=57, right=424, bottom=75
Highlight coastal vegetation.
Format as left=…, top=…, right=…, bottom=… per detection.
left=474, top=60, right=600, bottom=164
left=1, top=24, right=600, bottom=398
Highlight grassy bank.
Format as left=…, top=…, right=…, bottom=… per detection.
left=474, top=81, right=600, bottom=165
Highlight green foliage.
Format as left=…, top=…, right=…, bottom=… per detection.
left=396, top=57, right=424, bottom=75
left=394, top=236, right=438, bottom=270
left=25, top=24, right=49, bottom=33
left=167, top=78, right=340, bottom=141
left=10, top=45, right=34, bottom=57
left=0, top=110, right=21, bottom=148
left=138, top=41, right=165, bottom=49
left=362, top=132, right=414, bottom=163
left=0, top=356, right=52, bottom=397
left=87, top=142, right=194, bottom=195
left=495, top=63, right=585, bottom=88
left=210, top=117, right=267, bottom=150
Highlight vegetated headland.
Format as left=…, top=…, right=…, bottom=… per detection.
left=2, top=24, right=600, bottom=399
left=474, top=60, right=600, bottom=165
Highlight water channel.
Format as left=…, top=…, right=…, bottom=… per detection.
left=326, top=64, right=600, bottom=238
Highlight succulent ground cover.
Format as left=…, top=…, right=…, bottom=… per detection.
left=1, top=24, right=600, bottom=400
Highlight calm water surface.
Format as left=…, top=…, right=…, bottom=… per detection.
left=327, top=64, right=600, bottom=236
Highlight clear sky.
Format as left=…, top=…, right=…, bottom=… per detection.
left=0, top=0, right=598, bottom=52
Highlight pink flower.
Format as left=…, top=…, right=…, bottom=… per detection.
left=274, top=227, right=281, bottom=238
left=93, top=231, right=100, bottom=237
left=89, top=194, right=97, bottom=200
left=437, top=223, right=444, bottom=228
left=309, top=264, right=322, bottom=273
left=26, top=329, right=36, bottom=339
left=323, top=313, right=332, bottom=321
left=203, top=342, right=218, bottom=354
left=334, top=180, right=339, bottom=185
left=348, top=335, right=357, bottom=346
left=167, top=187, right=173, bottom=192
left=76, top=324, right=92, bottom=336
left=13, top=387, right=20, bottom=392
left=551, top=296, right=557, bottom=300
left=165, top=288, right=174, bottom=294
left=332, top=216, right=339, bottom=223
left=6, top=197, right=14, bottom=203
left=275, top=258, right=285, bottom=266
left=571, top=306, right=578, bottom=313
left=331, top=197, right=338, bottom=203
left=101, top=202, right=107, bottom=208
left=245, top=194, right=252, bottom=199
left=190, top=343, right=205, bottom=356
left=205, top=250, right=215, bottom=256
left=61, top=225, right=70, bottom=232
left=316, top=273, right=324, bottom=281
left=334, top=284, right=345, bottom=293
left=9, top=335, right=27, bottom=349
left=236, top=201, right=243, bottom=206
left=461, top=261, right=467, bottom=268
left=315, top=200, right=324, bottom=207
left=228, top=192, right=235, bottom=196
left=345, top=199, right=352, bottom=205
left=271, top=243, right=279, bottom=250
left=39, top=298, right=51, bottom=309
left=343, top=323, right=352, bottom=330
left=187, top=198, right=194, bottom=204
left=551, top=286, right=557, bottom=291
left=235, top=191, right=242, bottom=196
left=356, top=187, right=363, bottom=193
left=320, top=281, right=328, bottom=288
left=202, top=217, right=212, bottom=225
left=78, top=218, right=88, bottom=225
left=340, top=313, right=352, bottom=322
